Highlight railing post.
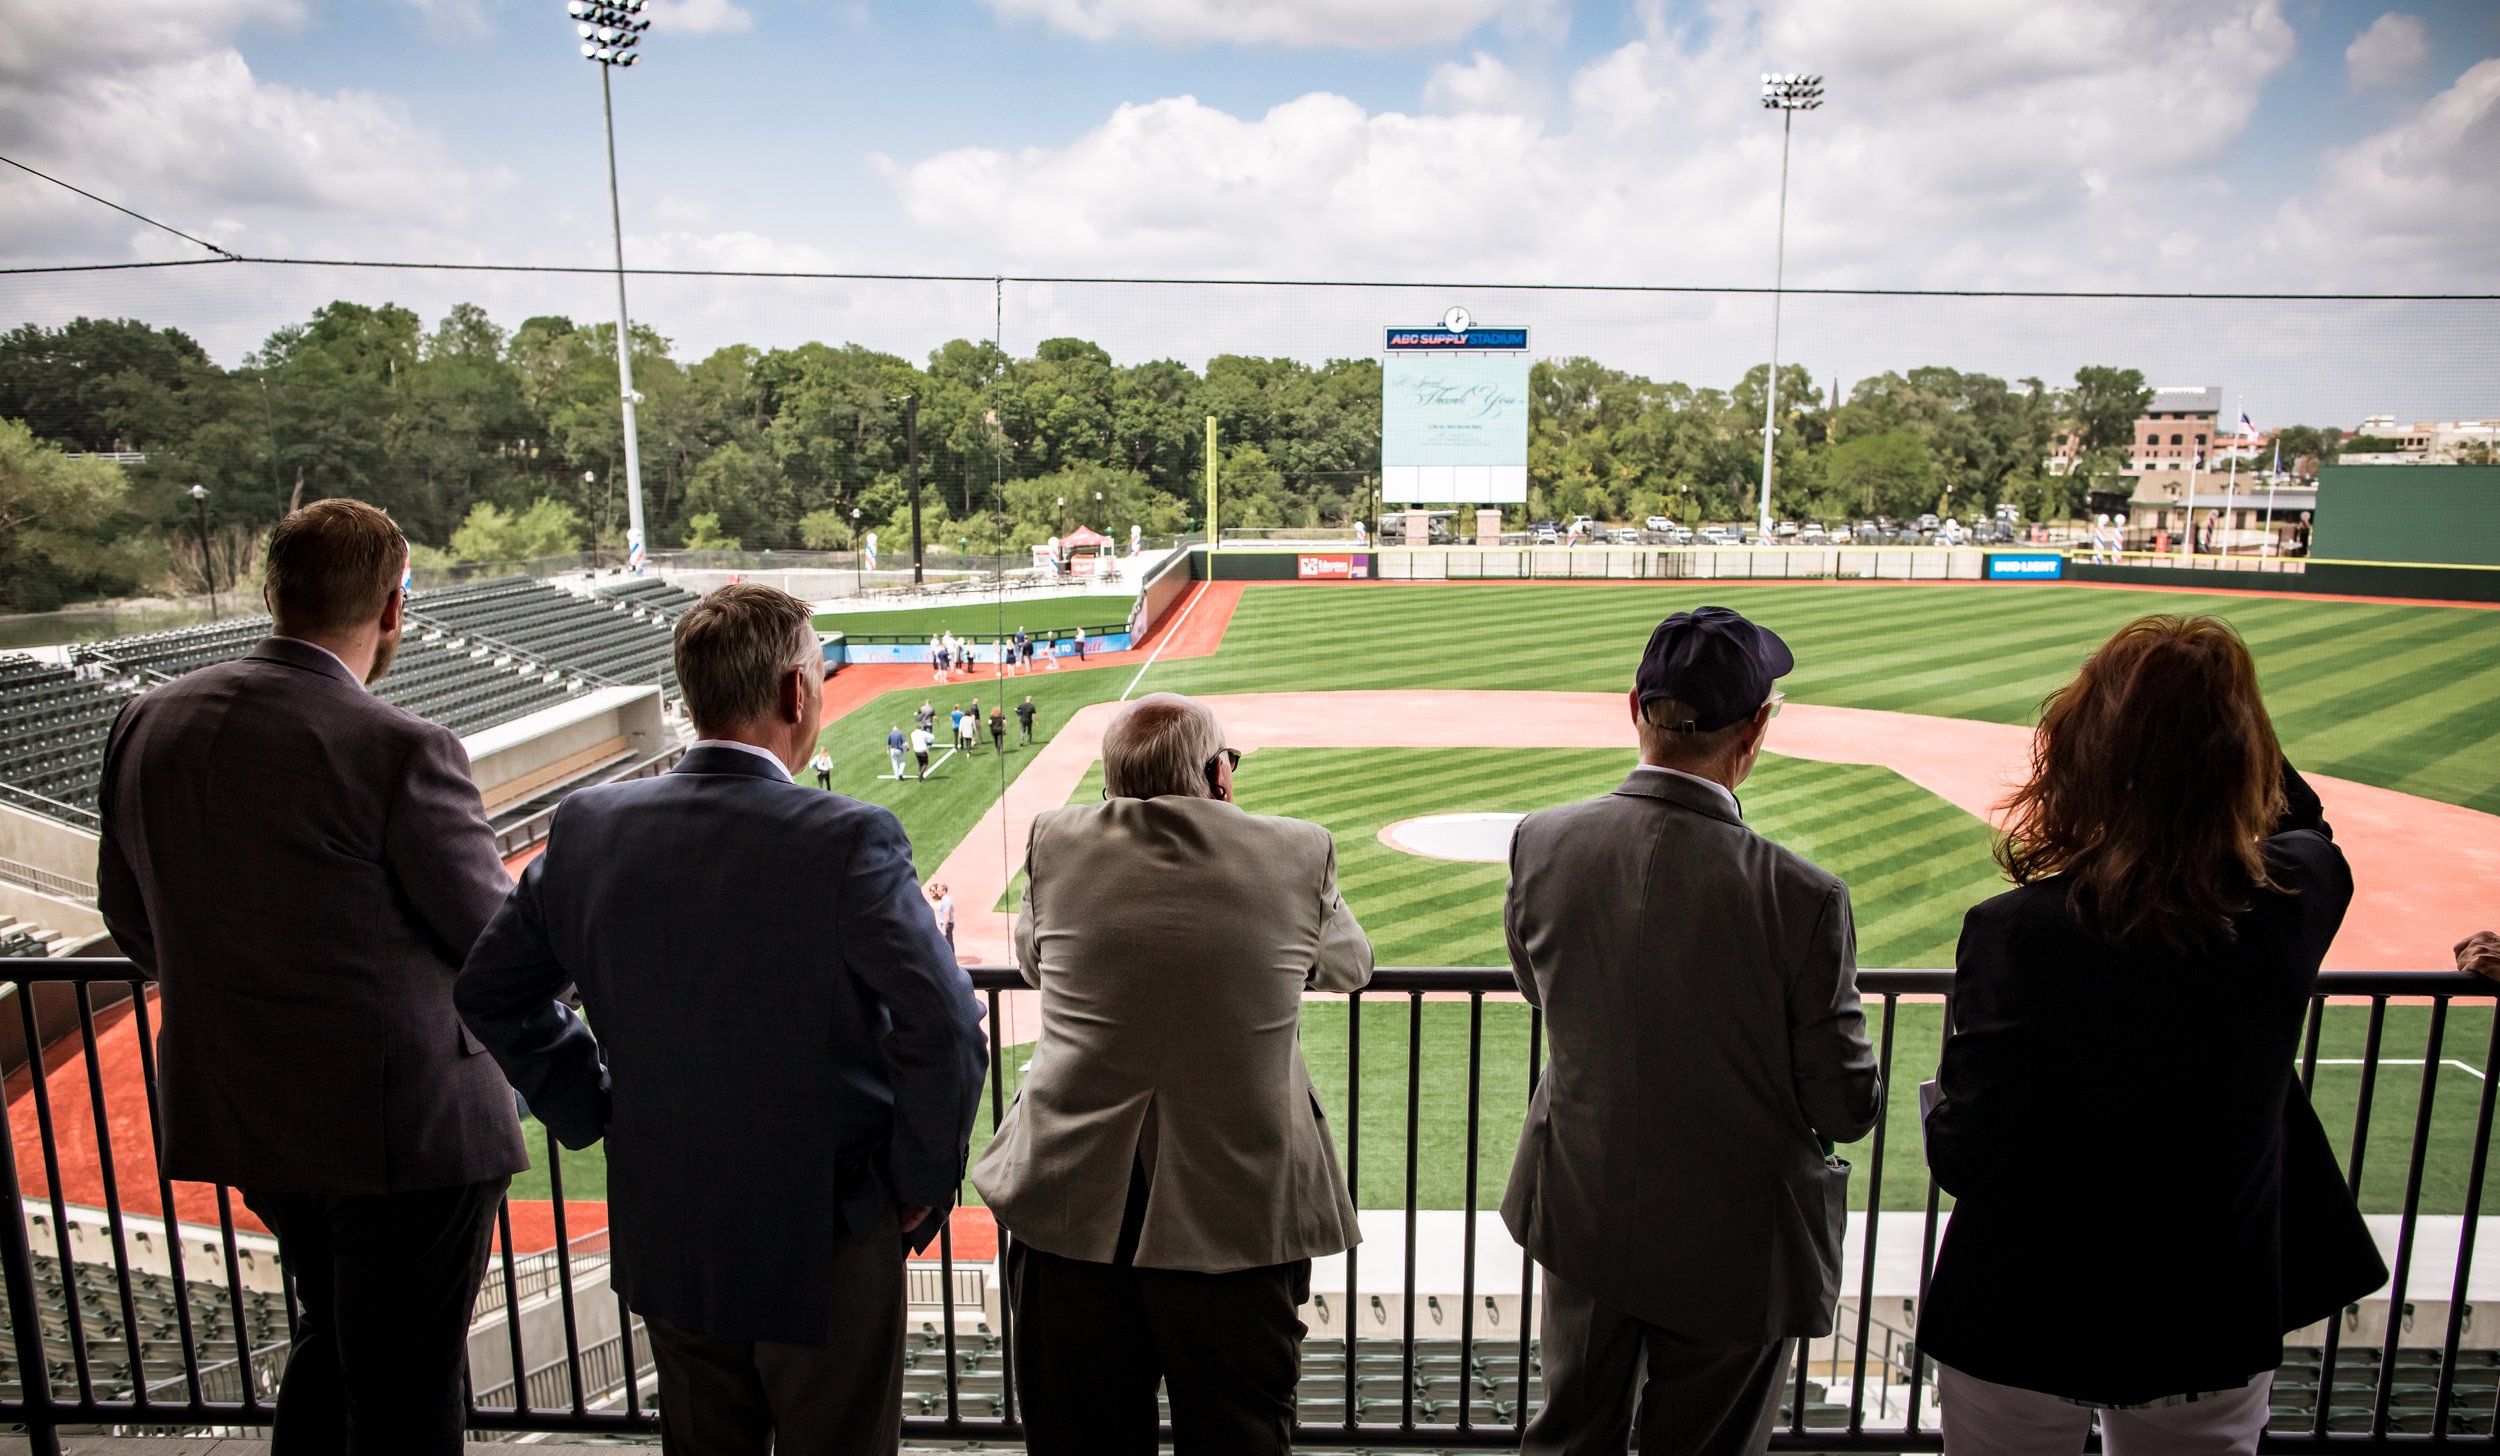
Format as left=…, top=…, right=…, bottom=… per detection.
left=0, top=984, right=62, bottom=1455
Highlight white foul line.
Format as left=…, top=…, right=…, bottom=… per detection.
left=1120, top=581, right=1209, bottom=702
left=2310, top=1058, right=2488, bottom=1082
left=880, top=746, right=960, bottom=781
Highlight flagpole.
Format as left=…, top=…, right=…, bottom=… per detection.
left=2221, top=396, right=2241, bottom=558
left=2264, top=439, right=2280, bottom=557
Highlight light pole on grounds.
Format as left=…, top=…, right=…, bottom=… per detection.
left=188, top=484, right=216, bottom=620
left=568, top=0, right=650, bottom=573
left=1756, top=71, right=1823, bottom=542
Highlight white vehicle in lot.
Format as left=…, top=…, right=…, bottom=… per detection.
left=1567, top=514, right=1596, bottom=537
left=1669, top=526, right=1696, bottom=545
left=1644, top=515, right=1675, bottom=533
left=1608, top=527, right=1642, bottom=545
left=1696, top=526, right=1731, bottom=545
left=1532, top=526, right=1561, bottom=546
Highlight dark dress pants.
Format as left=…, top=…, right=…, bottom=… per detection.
left=639, top=1205, right=904, bottom=1456
left=1524, top=1268, right=1791, bottom=1456
left=242, top=1176, right=508, bottom=1456
left=1007, top=1164, right=1308, bottom=1456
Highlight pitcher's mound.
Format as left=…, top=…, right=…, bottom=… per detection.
left=1379, top=812, right=1526, bottom=862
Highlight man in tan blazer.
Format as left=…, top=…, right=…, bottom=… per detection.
left=973, top=692, right=1370, bottom=1456
left=1503, top=607, right=1882, bottom=1456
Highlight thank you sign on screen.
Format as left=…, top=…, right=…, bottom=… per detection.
left=1382, top=318, right=1529, bottom=504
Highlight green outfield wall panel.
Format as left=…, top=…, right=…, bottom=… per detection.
left=2313, top=464, right=2500, bottom=567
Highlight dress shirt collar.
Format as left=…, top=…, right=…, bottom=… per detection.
left=265, top=636, right=368, bottom=692
left=1629, top=761, right=1742, bottom=819
left=691, top=738, right=796, bottom=782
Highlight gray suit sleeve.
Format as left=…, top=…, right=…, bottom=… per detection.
left=457, top=847, right=611, bottom=1149
left=840, top=807, right=989, bottom=1209
left=1790, top=881, right=1882, bottom=1143
left=1011, top=818, right=1042, bottom=988
left=94, top=700, right=156, bottom=977
left=1307, top=826, right=1373, bottom=993
left=1503, top=822, right=1541, bottom=1009
left=385, top=723, right=513, bottom=961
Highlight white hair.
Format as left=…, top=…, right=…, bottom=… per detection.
left=1101, top=693, right=1226, bottom=799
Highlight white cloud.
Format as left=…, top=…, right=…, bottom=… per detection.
left=2272, top=56, right=2500, bottom=288
left=1424, top=50, right=1545, bottom=119
left=646, top=0, right=755, bottom=36
left=891, top=0, right=2323, bottom=291
left=403, top=0, right=497, bottom=42
left=981, top=0, right=1535, bottom=49
left=2346, top=12, right=2430, bottom=93
left=0, top=1, right=508, bottom=268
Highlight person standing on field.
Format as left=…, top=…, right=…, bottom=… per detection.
left=990, top=704, right=1008, bottom=754
left=1016, top=695, right=1038, bottom=746
left=810, top=749, right=833, bottom=792
left=910, top=724, right=935, bottom=781
left=1503, top=606, right=1880, bottom=1456
left=887, top=725, right=909, bottom=781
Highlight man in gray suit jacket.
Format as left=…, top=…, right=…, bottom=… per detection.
left=457, top=583, right=987, bottom=1456
left=973, top=693, right=1371, bottom=1455
left=1503, top=606, right=1882, bottom=1456
left=96, top=500, right=527, bottom=1455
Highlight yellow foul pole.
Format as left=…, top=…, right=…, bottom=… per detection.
left=1204, top=414, right=1219, bottom=548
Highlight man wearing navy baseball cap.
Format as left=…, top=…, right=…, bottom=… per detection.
left=1500, top=605, right=1881, bottom=1456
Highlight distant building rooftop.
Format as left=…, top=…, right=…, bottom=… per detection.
left=2147, top=386, right=2222, bottom=416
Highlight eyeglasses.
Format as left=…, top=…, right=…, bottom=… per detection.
left=1206, top=746, right=1242, bottom=776
left=1765, top=690, right=1786, bottom=719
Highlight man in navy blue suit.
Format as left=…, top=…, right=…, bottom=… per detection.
left=457, top=583, right=987, bottom=1456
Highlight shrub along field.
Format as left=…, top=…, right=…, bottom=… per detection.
left=510, top=578, right=2500, bottom=1209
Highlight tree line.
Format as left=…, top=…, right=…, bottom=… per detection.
left=0, top=300, right=2341, bottom=613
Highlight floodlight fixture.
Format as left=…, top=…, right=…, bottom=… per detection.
left=1753, top=69, right=1825, bottom=539
left=564, top=0, right=652, bottom=570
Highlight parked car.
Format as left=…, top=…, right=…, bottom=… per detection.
left=1609, top=527, right=1643, bottom=545
left=1644, top=515, right=1675, bottom=533
left=1916, top=513, right=1941, bottom=532
left=1774, top=520, right=1800, bottom=539
left=1696, top=526, right=1730, bottom=545
left=1568, top=514, right=1596, bottom=535
left=1532, top=527, right=1560, bottom=546
left=1799, top=523, right=1828, bottom=542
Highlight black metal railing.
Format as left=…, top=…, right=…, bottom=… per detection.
left=0, top=960, right=2491, bottom=1452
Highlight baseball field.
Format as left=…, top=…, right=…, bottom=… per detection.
left=513, top=575, right=2500, bottom=1215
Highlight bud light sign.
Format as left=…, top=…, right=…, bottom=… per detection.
left=1986, top=552, right=2065, bottom=581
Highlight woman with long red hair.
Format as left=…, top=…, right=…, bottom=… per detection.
left=1918, top=615, right=2384, bottom=1455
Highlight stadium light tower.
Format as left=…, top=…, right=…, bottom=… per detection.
left=569, top=0, right=651, bottom=572
left=1756, top=71, right=1823, bottom=542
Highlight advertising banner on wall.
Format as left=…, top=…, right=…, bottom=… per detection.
left=1985, top=552, right=2066, bottom=580
left=1382, top=319, right=1530, bottom=505
left=1296, top=553, right=1372, bottom=580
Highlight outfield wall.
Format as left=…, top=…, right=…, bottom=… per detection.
left=2070, top=560, right=2500, bottom=604
left=1191, top=545, right=2049, bottom=583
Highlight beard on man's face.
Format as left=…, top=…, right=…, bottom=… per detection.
left=366, top=625, right=401, bottom=685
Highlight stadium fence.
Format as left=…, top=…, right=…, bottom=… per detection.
left=0, top=960, right=2493, bottom=1451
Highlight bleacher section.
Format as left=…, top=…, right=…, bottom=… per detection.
left=416, top=577, right=684, bottom=706
left=0, top=658, right=124, bottom=827
left=0, top=1252, right=289, bottom=1408
left=0, top=575, right=709, bottom=830
left=0, top=916, right=64, bottom=959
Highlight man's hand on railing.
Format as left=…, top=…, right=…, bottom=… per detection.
left=2459, top=931, right=2500, bottom=979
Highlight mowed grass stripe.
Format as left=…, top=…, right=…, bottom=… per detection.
left=1144, top=583, right=2500, bottom=813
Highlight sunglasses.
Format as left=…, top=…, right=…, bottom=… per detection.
left=1206, top=747, right=1242, bottom=776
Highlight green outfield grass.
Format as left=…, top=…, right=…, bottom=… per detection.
left=512, top=1000, right=2498, bottom=1217
left=1149, top=582, right=2500, bottom=813
left=505, top=578, right=2500, bottom=1209
left=814, top=592, right=1135, bottom=643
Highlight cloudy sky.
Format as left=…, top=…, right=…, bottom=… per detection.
left=3, top=0, right=2496, bottom=423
